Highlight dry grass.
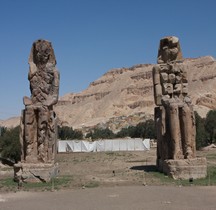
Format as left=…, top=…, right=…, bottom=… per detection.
left=1, top=148, right=216, bottom=191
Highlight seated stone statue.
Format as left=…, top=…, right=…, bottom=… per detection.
left=20, top=39, right=60, bottom=163
left=153, top=36, right=196, bottom=165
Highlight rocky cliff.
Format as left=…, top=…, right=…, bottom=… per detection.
left=1, top=56, right=216, bottom=132
left=55, top=56, right=216, bottom=132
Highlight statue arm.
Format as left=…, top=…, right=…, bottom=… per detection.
left=153, top=65, right=162, bottom=106
left=51, top=69, right=60, bottom=104
left=28, top=63, right=37, bottom=80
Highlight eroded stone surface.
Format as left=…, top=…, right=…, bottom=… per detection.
left=14, top=161, right=59, bottom=183
left=20, top=39, right=59, bottom=164
left=162, top=158, right=207, bottom=180
left=153, top=36, right=206, bottom=179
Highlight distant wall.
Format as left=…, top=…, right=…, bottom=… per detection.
left=58, top=138, right=150, bottom=153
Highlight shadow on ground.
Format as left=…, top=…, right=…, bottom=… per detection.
left=130, top=165, right=157, bottom=172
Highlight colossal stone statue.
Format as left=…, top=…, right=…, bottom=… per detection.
left=20, top=39, right=59, bottom=164
left=153, top=36, right=206, bottom=179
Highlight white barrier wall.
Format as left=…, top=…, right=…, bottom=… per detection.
left=58, top=138, right=150, bottom=153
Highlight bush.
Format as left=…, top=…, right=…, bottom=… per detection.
left=205, top=110, right=216, bottom=144
left=116, top=126, right=134, bottom=138
left=0, top=126, right=21, bottom=163
left=195, top=112, right=208, bottom=149
left=86, top=128, right=115, bottom=140
left=58, top=126, right=83, bottom=140
left=137, top=119, right=156, bottom=139
left=116, top=119, right=156, bottom=139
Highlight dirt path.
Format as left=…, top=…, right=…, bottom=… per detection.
left=0, top=186, right=216, bottom=210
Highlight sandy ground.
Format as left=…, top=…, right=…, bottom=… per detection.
left=1, top=148, right=216, bottom=209
left=55, top=148, right=216, bottom=188
left=56, top=149, right=159, bottom=188
left=0, top=186, right=216, bottom=210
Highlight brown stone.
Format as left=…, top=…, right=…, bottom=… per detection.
left=153, top=36, right=207, bottom=179
left=18, top=163, right=59, bottom=183
left=157, top=36, right=182, bottom=64
left=20, top=39, right=60, bottom=165
left=161, top=158, right=207, bottom=180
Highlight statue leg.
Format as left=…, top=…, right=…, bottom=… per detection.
left=155, top=106, right=167, bottom=157
left=155, top=107, right=162, bottom=167
left=168, top=103, right=183, bottom=159
left=37, top=107, right=49, bottom=162
left=20, top=110, right=25, bottom=161
left=162, top=106, right=170, bottom=160
left=24, top=107, right=37, bottom=162
left=179, top=104, right=196, bottom=158
left=47, top=110, right=57, bottom=163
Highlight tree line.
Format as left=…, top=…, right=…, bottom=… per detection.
left=195, top=110, right=216, bottom=149
left=59, top=119, right=156, bottom=140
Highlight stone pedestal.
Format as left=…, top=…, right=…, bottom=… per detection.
left=157, top=158, right=207, bottom=180
left=14, top=162, right=59, bottom=183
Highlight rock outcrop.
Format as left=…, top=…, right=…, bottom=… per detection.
left=54, top=56, right=216, bottom=132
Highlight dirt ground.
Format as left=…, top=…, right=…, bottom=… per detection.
left=56, top=148, right=216, bottom=188
left=1, top=148, right=216, bottom=209
left=56, top=148, right=158, bottom=188
left=1, top=185, right=216, bottom=210
left=1, top=147, right=216, bottom=189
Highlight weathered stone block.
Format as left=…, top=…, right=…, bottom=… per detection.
left=182, top=83, right=188, bottom=94
left=168, top=73, right=176, bottom=84
left=173, top=84, right=181, bottom=94
left=19, top=163, right=59, bottom=183
left=160, top=73, right=168, bottom=83
left=162, top=83, right=173, bottom=95
left=161, top=158, right=207, bottom=180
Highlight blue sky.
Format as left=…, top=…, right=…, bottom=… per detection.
left=0, top=0, right=216, bottom=119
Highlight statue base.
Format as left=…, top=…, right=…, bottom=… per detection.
left=14, top=162, right=59, bottom=183
left=157, top=158, right=207, bottom=180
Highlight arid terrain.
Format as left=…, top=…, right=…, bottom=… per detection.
left=1, top=148, right=216, bottom=210
left=1, top=147, right=216, bottom=191
left=1, top=186, right=216, bottom=210
left=56, top=148, right=216, bottom=188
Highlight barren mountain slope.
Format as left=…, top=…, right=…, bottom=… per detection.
left=0, top=117, right=20, bottom=128
left=54, top=56, right=216, bottom=132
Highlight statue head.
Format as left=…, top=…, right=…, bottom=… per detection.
left=29, top=39, right=56, bottom=66
left=157, top=36, right=182, bottom=64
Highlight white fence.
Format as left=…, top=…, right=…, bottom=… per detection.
left=58, top=138, right=150, bottom=153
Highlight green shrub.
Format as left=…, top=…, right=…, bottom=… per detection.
left=205, top=110, right=216, bottom=144
left=86, top=128, right=115, bottom=140
left=195, top=111, right=208, bottom=149
left=58, top=126, right=83, bottom=140
left=116, top=119, right=156, bottom=139
left=0, top=126, right=21, bottom=163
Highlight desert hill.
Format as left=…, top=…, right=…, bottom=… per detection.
left=1, top=56, right=216, bottom=132
left=55, top=56, right=216, bottom=132
left=0, top=117, right=20, bottom=128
